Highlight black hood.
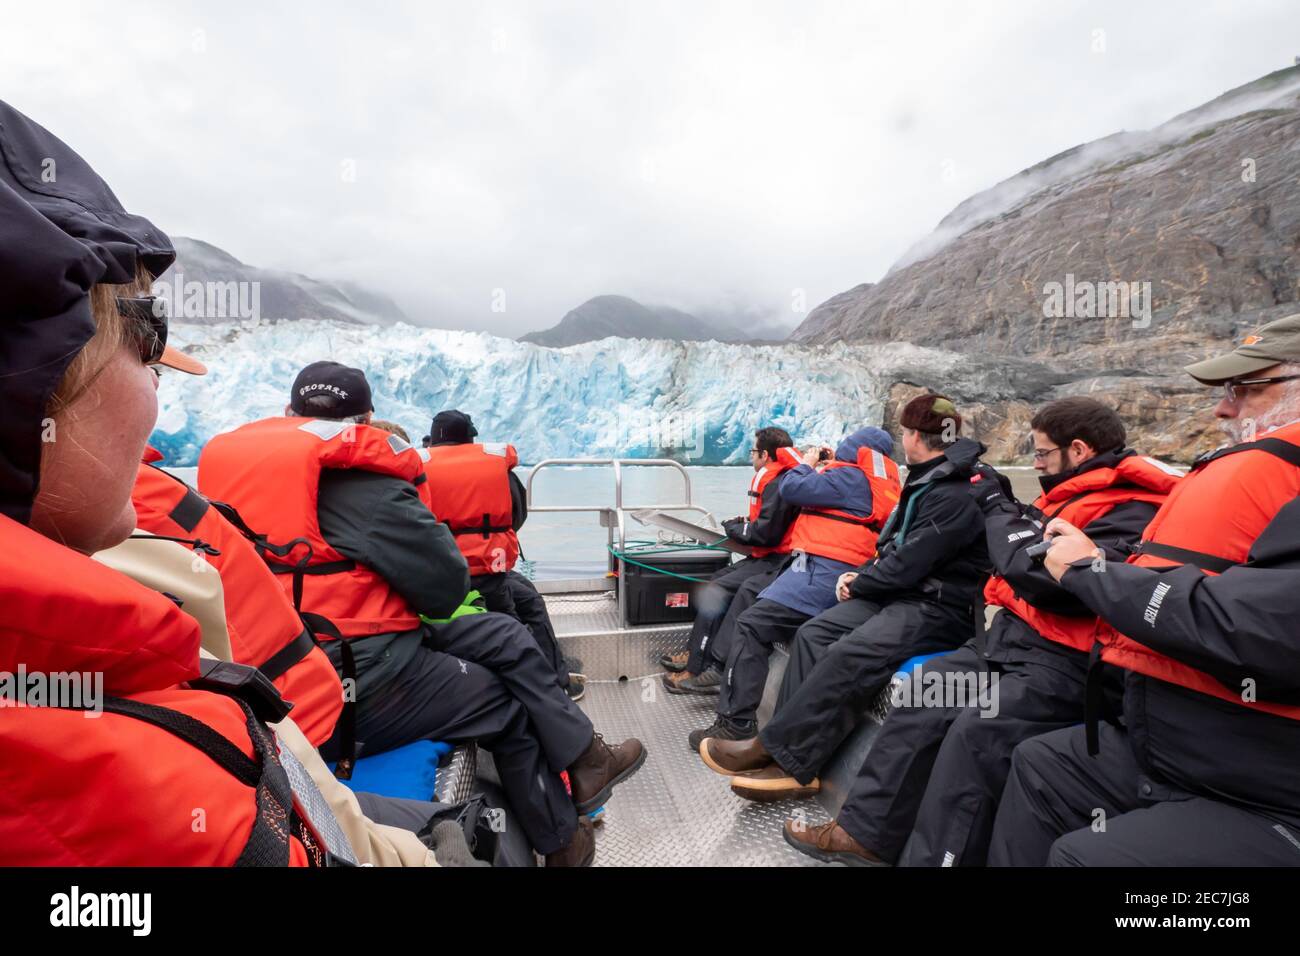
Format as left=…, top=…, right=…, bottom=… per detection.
left=0, top=100, right=175, bottom=525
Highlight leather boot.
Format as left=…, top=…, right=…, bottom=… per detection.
left=782, top=819, right=886, bottom=866
left=545, top=818, right=595, bottom=867
left=567, top=733, right=646, bottom=813
left=699, top=734, right=773, bottom=776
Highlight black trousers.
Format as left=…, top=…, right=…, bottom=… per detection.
left=988, top=722, right=1300, bottom=866
left=716, top=596, right=812, bottom=724
left=472, top=570, right=564, bottom=683
left=326, top=612, right=593, bottom=855
left=686, top=554, right=786, bottom=673
left=760, top=596, right=971, bottom=785
left=835, top=639, right=1085, bottom=865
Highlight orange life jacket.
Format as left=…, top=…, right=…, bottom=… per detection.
left=983, top=454, right=1181, bottom=653
left=0, top=513, right=316, bottom=866
left=132, top=451, right=344, bottom=747
left=197, top=417, right=430, bottom=639
left=1098, top=422, right=1300, bottom=720
left=745, top=456, right=798, bottom=558
left=423, top=442, right=521, bottom=575
left=782, top=445, right=903, bottom=567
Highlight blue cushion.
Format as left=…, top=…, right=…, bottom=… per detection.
left=893, top=652, right=949, bottom=680
left=332, top=740, right=453, bottom=802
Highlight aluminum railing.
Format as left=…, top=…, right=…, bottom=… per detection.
left=525, top=458, right=717, bottom=627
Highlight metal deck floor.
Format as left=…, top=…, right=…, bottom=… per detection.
left=536, top=587, right=834, bottom=866
left=574, top=677, right=831, bottom=867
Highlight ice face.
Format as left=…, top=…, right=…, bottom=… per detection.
left=151, top=319, right=966, bottom=466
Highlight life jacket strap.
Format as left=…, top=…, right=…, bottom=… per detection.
left=300, top=612, right=359, bottom=781
left=1131, top=541, right=1239, bottom=574
left=1083, top=642, right=1122, bottom=757
left=258, top=626, right=318, bottom=682
left=446, top=512, right=513, bottom=538
left=1196, top=435, right=1300, bottom=469
left=803, top=508, right=878, bottom=530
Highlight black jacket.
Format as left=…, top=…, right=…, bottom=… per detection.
left=848, top=437, right=989, bottom=609
left=721, top=470, right=800, bottom=550
left=1063, top=493, right=1300, bottom=812
left=317, top=470, right=470, bottom=620
left=316, top=469, right=472, bottom=687
left=980, top=449, right=1160, bottom=670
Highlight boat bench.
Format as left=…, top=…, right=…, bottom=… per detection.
left=757, top=643, right=949, bottom=816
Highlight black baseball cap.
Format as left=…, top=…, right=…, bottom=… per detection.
left=289, top=361, right=374, bottom=418
left=428, top=409, right=478, bottom=445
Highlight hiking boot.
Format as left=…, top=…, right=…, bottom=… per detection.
left=730, top=763, right=821, bottom=802
left=782, top=819, right=885, bottom=866
left=659, top=650, right=691, bottom=673
left=672, top=665, right=722, bottom=696
left=686, top=716, right=756, bottom=754
left=564, top=673, right=587, bottom=702
left=568, top=733, right=646, bottom=814
left=545, top=818, right=596, bottom=867
left=699, top=734, right=773, bottom=776
left=662, top=670, right=696, bottom=694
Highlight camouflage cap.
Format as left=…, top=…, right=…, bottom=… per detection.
left=1185, top=313, right=1300, bottom=385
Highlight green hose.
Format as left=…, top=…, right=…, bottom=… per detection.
left=607, top=537, right=733, bottom=583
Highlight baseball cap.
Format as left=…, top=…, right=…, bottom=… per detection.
left=427, top=409, right=479, bottom=445
left=1185, top=313, right=1300, bottom=385
left=289, top=361, right=374, bottom=418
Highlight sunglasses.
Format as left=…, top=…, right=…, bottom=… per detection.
left=117, top=296, right=169, bottom=366
left=1221, top=374, right=1300, bottom=403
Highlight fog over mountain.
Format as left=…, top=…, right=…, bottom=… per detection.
left=6, top=1, right=1299, bottom=336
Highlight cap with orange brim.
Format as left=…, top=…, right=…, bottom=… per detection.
left=157, top=345, right=207, bottom=376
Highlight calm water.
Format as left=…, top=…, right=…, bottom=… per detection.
left=169, top=463, right=1042, bottom=579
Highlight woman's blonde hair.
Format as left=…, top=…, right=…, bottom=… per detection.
left=46, top=264, right=154, bottom=416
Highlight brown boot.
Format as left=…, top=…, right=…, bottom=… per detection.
left=730, top=763, right=821, bottom=802
left=699, top=735, right=773, bottom=776
left=568, top=733, right=646, bottom=813
left=782, top=819, right=886, bottom=866
left=545, top=818, right=595, bottom=867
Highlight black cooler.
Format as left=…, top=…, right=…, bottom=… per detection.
left=621, top=549, right=733, bottom=626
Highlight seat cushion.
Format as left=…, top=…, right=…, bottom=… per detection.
left=334, top=740, right=453, bottom=802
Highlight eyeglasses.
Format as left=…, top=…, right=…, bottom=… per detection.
left=1221, top=374, right=1300, bottom=403
left=117, top=296, right=169, bottom=366
left=1031, top=446, right=1061, bottom=461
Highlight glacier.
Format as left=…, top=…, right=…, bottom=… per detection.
left=152, top=319, right=1007, bottom=466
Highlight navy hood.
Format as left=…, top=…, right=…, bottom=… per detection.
left=835, top=426, right=894, bottom=463
left=0, top=100, right=175, bottom=525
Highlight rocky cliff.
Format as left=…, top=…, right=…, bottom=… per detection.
left=794, top=66, right=1300, bottom=462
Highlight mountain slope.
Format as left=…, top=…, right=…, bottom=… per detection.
left=791, top=66, right=1300, bottom=458
left=157, top=237, right=408, bottom=326
left=520, top=294, right=790, bottom=346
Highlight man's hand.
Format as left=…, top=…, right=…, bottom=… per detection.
left=970, top=463, right=1016, bottom=512
left=801, top=446, right=826, bottom=468
left=1041, top=518, right=1102, bottom=581
left=836, top=571, right=858, bottom=602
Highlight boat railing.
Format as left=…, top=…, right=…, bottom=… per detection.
left=525, top=457, right=716, bottom=628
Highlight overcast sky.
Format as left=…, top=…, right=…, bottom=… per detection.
left=4, top=1, right=1298, bottom=335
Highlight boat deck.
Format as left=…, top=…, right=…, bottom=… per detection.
left=541, top=582, right=836, bottom=866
